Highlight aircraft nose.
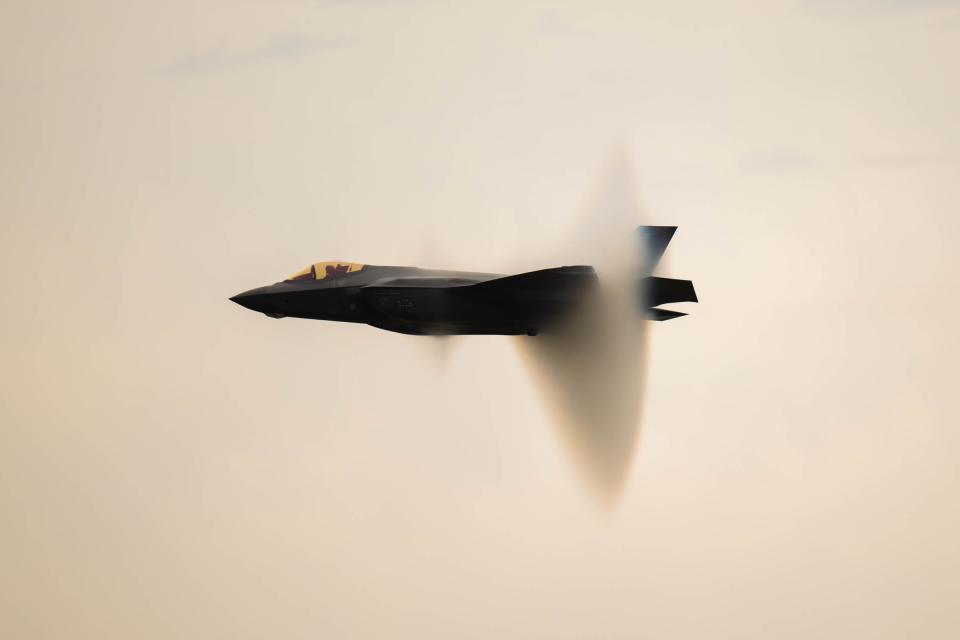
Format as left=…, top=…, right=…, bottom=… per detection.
left=230, top=287, right=276, bottom=315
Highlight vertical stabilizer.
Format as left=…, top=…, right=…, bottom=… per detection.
left=637, top=226, right=676, bottom=275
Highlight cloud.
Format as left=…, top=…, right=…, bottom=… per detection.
left=801, top=0, right=960, bottom=18
left=740, top=149, right=820, bottom=173
left=164, top=34, right=346, bottom=75
left=856, top=151, right=957, bottom=168
left=319, top=0, right=423, bottom=3
left=798, top=0, right=960, bottom=22
left=740, top=148, right=957, bottom=173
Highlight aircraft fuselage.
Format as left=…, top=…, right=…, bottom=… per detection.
left=230, top=228, right=698, bottom=335
left=230, top=265, right=592, bottom=335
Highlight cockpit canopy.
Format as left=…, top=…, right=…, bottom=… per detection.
left=285, top=262, right=366, bottom=282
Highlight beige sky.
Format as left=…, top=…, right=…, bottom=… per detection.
left=2, top=1, right=959, bottom=638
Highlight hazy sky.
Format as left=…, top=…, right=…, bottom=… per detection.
left=2, top=1, right=959, bottom=638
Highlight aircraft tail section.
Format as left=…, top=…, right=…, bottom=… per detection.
left=643, top=276, right=698, bottom=307
left=646, top=308, right=688, bottom=321
left=634, top=227, right=697, bottom=320
left=638, top=226, right=677, bottom=275
left=466, top=229, right=697, bottom=326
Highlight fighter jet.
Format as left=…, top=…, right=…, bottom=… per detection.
left=230, top=226, right=696, bottom=335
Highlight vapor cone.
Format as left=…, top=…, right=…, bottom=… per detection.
left=516, top=150, right=650, bottom=507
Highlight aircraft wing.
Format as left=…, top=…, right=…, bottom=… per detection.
left=363, top=276, right=482, bottom=288
left=467, top=266, right=598, bottom=300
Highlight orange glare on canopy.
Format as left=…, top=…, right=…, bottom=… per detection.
left=285, top=265, right=313, bottom=281
left=285, top=262, right=365, bottom=282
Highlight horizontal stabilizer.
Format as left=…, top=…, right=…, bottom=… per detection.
left=643, top=276, right=698, bottom=307
left=646, top=308, right=688, bottom=321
